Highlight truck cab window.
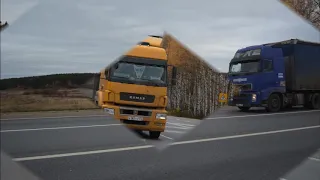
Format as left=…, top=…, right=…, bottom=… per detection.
left=263, top=60, right=273, bottom=72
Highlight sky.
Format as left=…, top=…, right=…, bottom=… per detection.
left=1, top=0, right=319, bottom=79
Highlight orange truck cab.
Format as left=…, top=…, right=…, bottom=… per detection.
left=94, top=35, right=177, bottom=139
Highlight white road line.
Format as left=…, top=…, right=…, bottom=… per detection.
left=167, top=122, right=195, bottom=127
left=166, top=126, right=191, bottom=130
left=0, top=124, right=122, bottom=133
left=0, top=114, right=108, bottom=121
left=161, top=134, right=174, bottom=140
left=308, top=157, right=320, bottom=162
left=205, top=109, right=320, bottom=120
left=171, top=125, right=320, bottom=146
left=171, top=119, right=191, bottom=123
left=1, top=124, right=191, bottom=133
left=2, top=109, right=318, bottom=121
left=163, top=130, right=185, bottom=134
left=13, top=125, right=320, bottom=162
left=13, top=145, right=154, bottom=161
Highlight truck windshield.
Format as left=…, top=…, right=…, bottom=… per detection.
left=110, top=59, right=167, bottom=87
left=229, top=60, right=260, bottom=74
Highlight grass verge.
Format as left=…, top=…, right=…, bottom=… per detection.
left=1, top=89, right=98, bottom=113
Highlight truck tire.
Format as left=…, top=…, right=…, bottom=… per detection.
left=238, top=107, right=250, bottom=111
left=304, top=94, right=313, bottom=109
left=310, top=93, right=320, bottom=109
left=266, top=94, right=281, bottom=112
left=149, top=131, right=161, bottom=139
left=282, top=103, right=292, bottom=110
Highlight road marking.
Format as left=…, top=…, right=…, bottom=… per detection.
left=164, top=130, right=185, bottom=134
left=13, top=145, right=154, bottom=161
left=13, top=125, right=320, bottom=162
left=0, top=114, right=109, bottom=121
left=166, top=126, right=191, bottom=130
left=205, top=109, right=320, bottom=120
left=167, top=122, right=195, bottom=127
left=172, top=119, right=191, bottom=123
left=308, top=157, right=320, bottom=162
left=171, top=125, right=320, bottom=146
left=1, top=121, right=195, bottom=133
left=0, top=124, right=122, bottom=133
left=161, top=134, right=174, bottom=140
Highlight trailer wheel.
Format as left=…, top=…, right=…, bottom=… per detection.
left=266, top=94, right=281, bottom=112
left=304, top=94, right=313, bottom=109
left=311, top=93, right=320, bottom=110
left=238, top=107, right=250, bottom=111
left=149, top=131, right=161, bottom=139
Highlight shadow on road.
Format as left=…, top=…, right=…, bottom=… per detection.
left=130, top=129, right=157, bottom=140
left=234, top=106, right=313, bottom=114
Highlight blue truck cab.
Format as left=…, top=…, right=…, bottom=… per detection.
left=227, top=39, right=320, bottom=112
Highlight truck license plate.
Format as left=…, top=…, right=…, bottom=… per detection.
left=236, top=104, right=243, bottom=107
left=128, top=116, right=143, bottom=121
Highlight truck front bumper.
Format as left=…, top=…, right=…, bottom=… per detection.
left=101, top=103, right=167, bottom=132
left=228, top=93, right=261, bottom=107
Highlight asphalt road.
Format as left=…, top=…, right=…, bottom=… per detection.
left=1, top=106, right=320, bottom=180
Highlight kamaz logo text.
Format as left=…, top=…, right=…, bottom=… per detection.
left=129, top=96, right=146, bottom=100
left=233, top=78, right=247, bottom=83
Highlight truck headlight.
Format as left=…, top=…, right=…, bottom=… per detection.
left=252, top=94, right=257, bottom=102
left=156, top=113, right=167, bottom=120
left=104, top=108, right=114, bottom=115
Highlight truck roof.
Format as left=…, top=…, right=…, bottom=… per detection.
left=125, top=44, right=167, bottom=60
left=237, top=39, right=320, bottom=52
left=139, top=35, right=163, bottom=47
left=263, top=39, right=320, bottom=47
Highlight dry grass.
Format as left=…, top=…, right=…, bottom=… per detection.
left=0, top=89, right=98, bottom=113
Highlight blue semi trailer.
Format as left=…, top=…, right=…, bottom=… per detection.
left=227, top=39, right=320, bottom=112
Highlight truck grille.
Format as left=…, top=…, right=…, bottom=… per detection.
left=122, top=120, right=148, bottom=125
left=120, top=108, right=152, bottom=116
left=232, top=84, right=252, bottom=96
left=229, top=94, right=251, bottom=106
left=120, top=92, right=155, bottom=103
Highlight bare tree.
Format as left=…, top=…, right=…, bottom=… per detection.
left=163, top=34, right=229, bottom=119
left=281, top=0, right=320, bottom=29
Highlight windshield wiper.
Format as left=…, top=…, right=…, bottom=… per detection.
left=113, top=76, right=130, bottom=79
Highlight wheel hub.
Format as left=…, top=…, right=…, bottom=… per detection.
left=272, top=99, right=278, bottom=107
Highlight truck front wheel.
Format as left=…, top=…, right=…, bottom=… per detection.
left=149, top=131, right=161, bottom=139
left=266, top=94, right=281, bottom=112
left=311, top=93, right=320, bottom=109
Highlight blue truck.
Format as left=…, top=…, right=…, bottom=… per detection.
left=227, top=39, right=320, bottom=112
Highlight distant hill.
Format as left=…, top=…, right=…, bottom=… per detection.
left=0, top=73, right=98, bottom=90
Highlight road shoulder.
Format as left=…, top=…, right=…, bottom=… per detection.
left=1, top=109, right=105, bottom=120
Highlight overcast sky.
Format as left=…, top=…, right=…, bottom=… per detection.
left=1, top=0, right=319, bottom=79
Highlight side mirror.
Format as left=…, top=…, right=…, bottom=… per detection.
left=92, top=74, right=100, bottom=98
left=171, top=66, right=177, bottom=85
left=105, top=69, right=109, bottom=79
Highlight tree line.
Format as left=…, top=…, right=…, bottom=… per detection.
left=0, top=73, right=96, bottom=90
